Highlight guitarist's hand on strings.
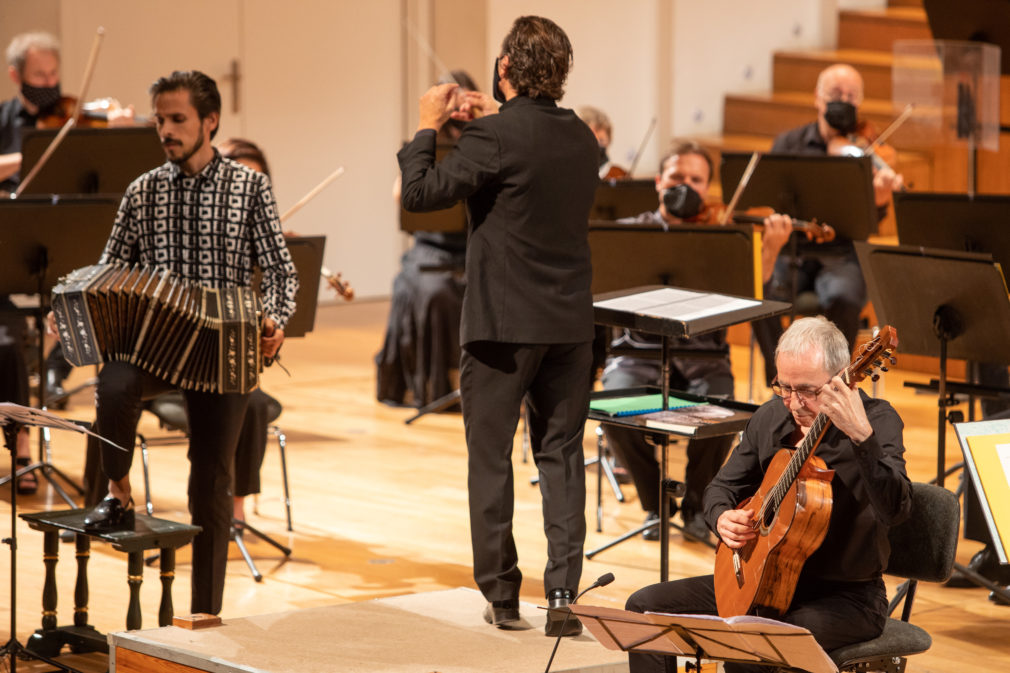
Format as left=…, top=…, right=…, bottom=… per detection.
left=816, top=375, right=873, bottom=444
left=716, top=508, right=758, bottom=549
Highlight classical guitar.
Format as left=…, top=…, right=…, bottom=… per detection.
left=713, top=326, right=898, bottom=618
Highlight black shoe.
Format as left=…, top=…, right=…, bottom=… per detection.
left=642, top=512, right=661, bottom=541
left=681, top=514, right=712, bottom=544
left=544, top=588, right=582, bottom=637
left=989, top=587, right=1010, bottom=606
left=946, top=546, right=1010, bottom=588
left=482, top=598, right=520, bottom=627
left=83, top=496, right=135, bottom=532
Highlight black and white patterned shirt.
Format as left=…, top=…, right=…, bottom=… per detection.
left=101, top=150, right=299, bottom=329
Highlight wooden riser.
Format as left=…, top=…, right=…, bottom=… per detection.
left=724, top=91, right=907, bottom=138
left=837, top=8, right=931, bottom=53
left=773, top=49, right=897, bottom=99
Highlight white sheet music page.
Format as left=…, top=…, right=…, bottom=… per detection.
left=596, top=287, right=759, bottom=321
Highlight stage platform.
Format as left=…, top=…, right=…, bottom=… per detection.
left=108, top=588, right=629, bottom=672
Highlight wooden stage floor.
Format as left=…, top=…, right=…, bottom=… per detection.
left=2, top=299, right=1008, bottom=671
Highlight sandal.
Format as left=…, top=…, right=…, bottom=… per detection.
left=15, top=456, right=38, bottom=495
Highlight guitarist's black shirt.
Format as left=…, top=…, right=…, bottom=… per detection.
left=704, top=390, right=912, bottom=582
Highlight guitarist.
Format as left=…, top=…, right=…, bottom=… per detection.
left=625, top=316, right=911, bottom=673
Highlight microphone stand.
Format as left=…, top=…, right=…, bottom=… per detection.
left=544, top=573, right=615, bottom=673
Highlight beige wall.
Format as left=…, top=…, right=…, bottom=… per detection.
left=3, top=0, right=876, bottom=299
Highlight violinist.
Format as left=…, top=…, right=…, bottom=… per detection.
left=752, top=64, right=904, bottom=386
left=0, top=31, right=135, bottom=192
left=577, top=105, right=628, bottom=180
left=600, top=141, right=792, bottom=543
left=624, top=316, right=912, bottom=673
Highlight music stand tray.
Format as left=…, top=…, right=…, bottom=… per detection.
left=590, top=179, right=659, bottom=221
left=570, top=604, right=837, bottom=673
left=721, top=152, right=877, bottom=241
left=279, top=235, right=325, bottom=338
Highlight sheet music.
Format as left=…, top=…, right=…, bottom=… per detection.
left=595, top=287, right=759, bottom=321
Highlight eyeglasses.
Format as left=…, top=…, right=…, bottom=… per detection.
left=771, top=379, right=824, bottom=403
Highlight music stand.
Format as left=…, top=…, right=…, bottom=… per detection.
left=720, top=152, right=877, bottom=242
left=251, top=235, right=325, bottom=338
left=894, top=191, right=1010, bottom=269
left=19, top=127, right=164, bottom=195
left=590, top=179, right=660, bottom=221
left=1, top=403, right=124, bottom=673
left=591, top=286, right=788, bottom=580
left=0, top=196, right=119, bottom=504
left=854, top=242, right=1010, bottom=489
left=569, top=604, right=837, bottom=673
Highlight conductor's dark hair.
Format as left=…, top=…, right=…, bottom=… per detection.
left=499, top=15, right=573, bottom=101
left=149, top=70, right=222, bottom=139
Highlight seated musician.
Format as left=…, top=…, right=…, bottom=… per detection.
left=601, top=141, right=791, bottom=542
left=376, top=69, right=489, bottom=408
left=752, top=63, right=905, bottom=385
left=54, top=71, right=298, bottom=616
left=1, top=31, right=134, bottom=493
left=624, top=316, right=912, bottom=673
left=576, top=105, right=627, bottom=180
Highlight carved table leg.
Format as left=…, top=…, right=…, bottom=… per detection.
left=159, top=547, right=176, bottom=627
left=126, top=551, right=143, bottom=630
left=74, top=533, right=90, bottom=627
left=41, top=530, right=58, bottom=631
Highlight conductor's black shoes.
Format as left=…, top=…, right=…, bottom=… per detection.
left=483, top=599, right=520, bottom=627
left=83, top=496, right=135, bottom=532
left=544, top=588, right=582, bottom=637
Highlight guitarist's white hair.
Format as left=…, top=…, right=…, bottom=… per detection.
left=775, top=316, right=850, bottom=375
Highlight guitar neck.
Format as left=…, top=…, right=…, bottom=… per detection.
left=767, top=411, right=833, bottom=512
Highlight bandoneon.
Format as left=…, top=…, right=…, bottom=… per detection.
left=52, top=264, right=262, bottom=394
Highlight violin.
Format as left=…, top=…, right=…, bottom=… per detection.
left=826, top=104, right=913, bottom=180
left=696, top=203, right=835, bottom=244
left=36, top=95, right=139, bottom=129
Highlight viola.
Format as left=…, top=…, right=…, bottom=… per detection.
left=36, top=96, right=142, bottom=129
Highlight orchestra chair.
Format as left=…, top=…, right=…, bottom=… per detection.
left=828, top=482, right=959, bottom=673
left=137, top=391, right=293, bottom=581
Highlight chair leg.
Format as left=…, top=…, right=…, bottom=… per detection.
left=139, top=433, right=154, bottom=515
left=271, top=425, right=293, bottom=532
left=231, top=526, right=263, bottom=582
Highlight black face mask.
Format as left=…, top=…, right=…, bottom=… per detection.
left=662, top=183, right=703, bottom=220
left=21, top=82, right=62, bottom=114
left=492, top=57, right=506, bottom=104
left=824, top=100, right=858, bottom=135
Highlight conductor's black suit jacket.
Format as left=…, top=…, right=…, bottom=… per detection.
left=398, top=95, right=599, bottom=346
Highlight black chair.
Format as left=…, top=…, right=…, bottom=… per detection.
left=829, top=482, right=960, bottom=673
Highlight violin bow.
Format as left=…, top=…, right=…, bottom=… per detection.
left=278, top=166, right=353, bottom=300
left=17, top=27, right=105, bottom=196
left=16, top=26, right=105, bottom=197
left=866, top=103, right=915, bottom=156
left=720, top=151, right=761, bottom=225
left=625, top=116, right=657, bottom=177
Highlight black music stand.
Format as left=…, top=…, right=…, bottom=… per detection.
left=19, top=127, right=164, bottom=195
left=591, top=179, right=659, bottom=221
left=590, top=286, right=788, bottom=580
left=894, top=191, right=1010, bottom=269
left=1, top=403, right=124, bottom=673
left=569, top=604, right=837, bottom=673
left=271, top=235, right=325, bottom=338
left=923, top=0, right=1010, bottom=77
left=0, top=196, right=119, bottom=504
left=855, top=242, right=1010, bottom=490
left=586, top=224, right=762, bottom=554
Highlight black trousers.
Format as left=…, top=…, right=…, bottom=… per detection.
left=461, top=340, right=592, bottom=602
left=625, top=574, right=886, bottom=673
left=93, top=361, right=250, bottom=615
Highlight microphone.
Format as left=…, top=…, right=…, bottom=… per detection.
left=544, top=573, right=615, bottom=673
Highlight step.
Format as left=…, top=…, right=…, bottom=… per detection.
left=723, top=90, right=905, bottom=138
left=838, top=7, right=931, bottom=52
left=888, top=0, right=923, bottom=7
left=773, top=49, right=898, bottom=99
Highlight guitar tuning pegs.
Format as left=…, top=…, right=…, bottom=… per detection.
left=871, top=374, right=880, bottom=382
left=880, top=366, right=889, bottom=373
left=888, top=356, right=897, bottom=366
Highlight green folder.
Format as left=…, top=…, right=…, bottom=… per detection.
left=590, top=394, right=701, bottom=417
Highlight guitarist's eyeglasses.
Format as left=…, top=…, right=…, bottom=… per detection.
left=771, top=379, right=823, bottom=403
